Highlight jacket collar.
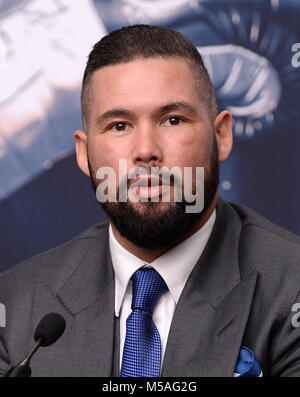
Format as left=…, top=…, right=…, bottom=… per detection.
left=55, top=225, right=113, bottom=316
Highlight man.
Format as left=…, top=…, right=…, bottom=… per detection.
left=0, top=24, right=300, bottom=377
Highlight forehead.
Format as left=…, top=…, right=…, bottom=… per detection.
left=88, top=57, right=202, bottom=114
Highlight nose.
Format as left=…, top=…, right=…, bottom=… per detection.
left=131, top=123, right=163, bottom=166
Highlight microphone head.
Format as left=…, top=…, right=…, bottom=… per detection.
left=34, top=313, right=66, bottom=347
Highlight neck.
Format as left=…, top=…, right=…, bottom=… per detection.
left=110, top=192, right=218, bottom=263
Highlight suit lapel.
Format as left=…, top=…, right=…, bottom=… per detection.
left=162, top=199, right=258, bottom=377
left=31, top=222, right=117, bottom=376
left=200, top=270, right=257, bottom=376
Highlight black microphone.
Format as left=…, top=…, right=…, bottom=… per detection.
left=5, top=312, right=66, bottom=377
left=34, top=312, right=66, bottom=347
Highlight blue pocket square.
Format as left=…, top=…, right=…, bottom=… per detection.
left=234, top=346, right=262, bottom=377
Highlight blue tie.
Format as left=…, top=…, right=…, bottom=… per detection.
left=120, top=268, right=167, bottom=377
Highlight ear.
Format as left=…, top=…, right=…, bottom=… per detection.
left=73, top=129, right=90, bottom=176
left=213, top=110, right=233, bottom=163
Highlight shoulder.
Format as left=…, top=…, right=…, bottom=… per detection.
left=226, top=200, right=300, bottom=287
left=229, top=201, right=300, bottom=260
left=229, top=200, right=300, bottom=247
left=0, top=219, right=110, bottom=291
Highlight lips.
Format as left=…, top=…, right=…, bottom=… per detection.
left=129, top=175, right=169, bottom=190
left=130, top=175, right=170, bottom=199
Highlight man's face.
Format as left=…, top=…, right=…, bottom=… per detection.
left=82, top=57, right=220, bottom=249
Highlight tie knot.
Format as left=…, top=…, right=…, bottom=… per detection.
left=131, top=268, right=167, bottom=314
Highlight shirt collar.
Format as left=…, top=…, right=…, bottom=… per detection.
left=109, top=209, right=216, bottom=316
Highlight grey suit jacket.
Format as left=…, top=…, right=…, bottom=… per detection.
left=1, top=198, right=300, bottom=377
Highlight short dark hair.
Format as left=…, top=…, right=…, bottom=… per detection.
left=81, top=24, right=218, bottom=130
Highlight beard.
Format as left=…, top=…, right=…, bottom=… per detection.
left=88, top=135, right=219, bottom=250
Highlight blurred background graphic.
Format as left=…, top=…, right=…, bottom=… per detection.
left=0, top=0, right=299, bottom=271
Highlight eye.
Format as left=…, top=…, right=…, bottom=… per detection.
left=108, top=122, right=130, bottom=132
left=163, top=116, right=185, bottom=126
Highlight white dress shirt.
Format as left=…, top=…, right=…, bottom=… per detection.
left=109, top=209, right=216, bottom=370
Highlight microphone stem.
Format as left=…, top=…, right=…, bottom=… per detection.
left=19, top=337, right=43, bottom=366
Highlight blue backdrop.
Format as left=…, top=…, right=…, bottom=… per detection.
left=0, top=0, right=299, bottom=272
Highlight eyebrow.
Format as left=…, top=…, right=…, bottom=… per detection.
left=95, top=101, right=198, bottom=126
left=157, top=101, right=198, bottom=116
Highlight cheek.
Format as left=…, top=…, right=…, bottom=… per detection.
left=88, top=137, right=125, bottom=170
left=87, top=137, right=131, bottom=188
left=167, top=128, right=211, bottom=168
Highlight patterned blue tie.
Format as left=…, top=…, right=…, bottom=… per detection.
left=120, top=268, right=167, bottom=377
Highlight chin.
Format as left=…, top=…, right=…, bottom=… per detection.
left=130, top=200, right=175, bottom=214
